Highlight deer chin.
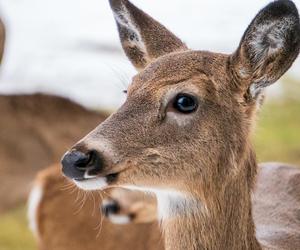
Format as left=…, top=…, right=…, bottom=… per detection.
left=73, top=170, right=120, bottom=191
left=73, top=177, right=108, bottom=191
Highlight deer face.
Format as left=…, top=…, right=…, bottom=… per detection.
left=62, top=0, right=300, bottom=217
left=68, top=51, right=242, bottom=191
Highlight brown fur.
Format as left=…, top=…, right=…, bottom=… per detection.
left=62, top=1, right=300, bottom=250
left=254, top=163, right=300, bottom=249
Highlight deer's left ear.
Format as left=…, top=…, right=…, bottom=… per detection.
left=231, top=0, right=300, bottom=98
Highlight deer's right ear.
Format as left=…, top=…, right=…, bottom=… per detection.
left=109, top=0, right=187, bottom=71
left=231, top=0, right=300, bottom=99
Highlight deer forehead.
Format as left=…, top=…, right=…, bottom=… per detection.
left=127, top=51, right=230, bottom=98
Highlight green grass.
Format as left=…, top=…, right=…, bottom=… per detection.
left=255, top=99, right=300, bottom=165
left=0, top=84, right=299, bottom=250
left=0, top=206, right=37, bottom=250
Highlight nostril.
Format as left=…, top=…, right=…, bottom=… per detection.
left=66, top=151, right=90, bottom=169
left=61, top=150, right=103, bottom=179
left=74, top=151, right=93, bottom=170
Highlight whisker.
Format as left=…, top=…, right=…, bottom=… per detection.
left=91, top=191, right=97, bottom=216
left=74, top=190, right=88, bottom=215
left=60, top=180, right=75, bottom=191
left=95, top=192, right=105, bottom=238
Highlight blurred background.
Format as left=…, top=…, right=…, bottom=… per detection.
left=0, top=0, right=299, bottom=249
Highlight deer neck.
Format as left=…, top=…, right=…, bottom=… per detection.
left=161, top=150, right=262, bottom=250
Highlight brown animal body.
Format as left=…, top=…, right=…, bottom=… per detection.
left=254, top=163, right=300, bottom=249
left=58, top=0, right=300, bottom=250
left=30, top=165, right=163, bottom=250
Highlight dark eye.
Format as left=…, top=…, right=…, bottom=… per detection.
left=173, top=94, right=198, bottom=114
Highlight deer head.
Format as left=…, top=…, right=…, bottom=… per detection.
left=62, top=0, right=300, bottom=223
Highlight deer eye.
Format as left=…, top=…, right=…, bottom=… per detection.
left=173, top=94, right=198, bottom=114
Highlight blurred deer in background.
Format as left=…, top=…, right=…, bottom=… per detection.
left=0, top=15, right=106, bottom=213
left=58, top=0, right=300, bottom=249
left=30, top=165, right=161, bottom=250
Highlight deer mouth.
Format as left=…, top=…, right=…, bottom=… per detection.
left=72, top=172, right=120, bottom=191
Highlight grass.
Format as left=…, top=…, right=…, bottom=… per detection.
left=0, top=206, right=36, bottom=250
left=255, top=99, right=300, bottom=166
left=0, top=83, right=299, bottom=250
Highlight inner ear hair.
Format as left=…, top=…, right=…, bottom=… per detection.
left=231, top=0, right=300, bottom=99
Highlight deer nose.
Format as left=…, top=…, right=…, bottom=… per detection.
left=61, top=150, right=103, bottom=180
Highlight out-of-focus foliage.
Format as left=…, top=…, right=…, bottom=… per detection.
left=0, top=206, right=36, bottom=250
left=255, top=79, right=300, bottom=166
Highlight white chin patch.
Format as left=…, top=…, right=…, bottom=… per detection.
left=123, top=185, right=193, bottom=221
left=73, top=177, right=108, bottom=191
left=108, top=214, right=131, bottom=225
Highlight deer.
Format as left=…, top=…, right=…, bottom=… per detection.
left=29, top=0, right=298, bottom=249
left=58, top=0, right=300, bottom=249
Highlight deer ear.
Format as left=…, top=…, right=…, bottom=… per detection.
left=0, top=18, right=5, bottom=64
left=109, top=0, right=187, bottom=71
left=231, top=0, right=300, bottom=98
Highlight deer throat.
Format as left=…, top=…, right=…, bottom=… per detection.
left=160, top=158, right=262, bottom=250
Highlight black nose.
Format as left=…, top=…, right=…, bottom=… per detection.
left=61, top=150, right=102, bottom=180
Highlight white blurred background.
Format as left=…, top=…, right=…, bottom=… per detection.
left=0, top=0, right=299, bottom=109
